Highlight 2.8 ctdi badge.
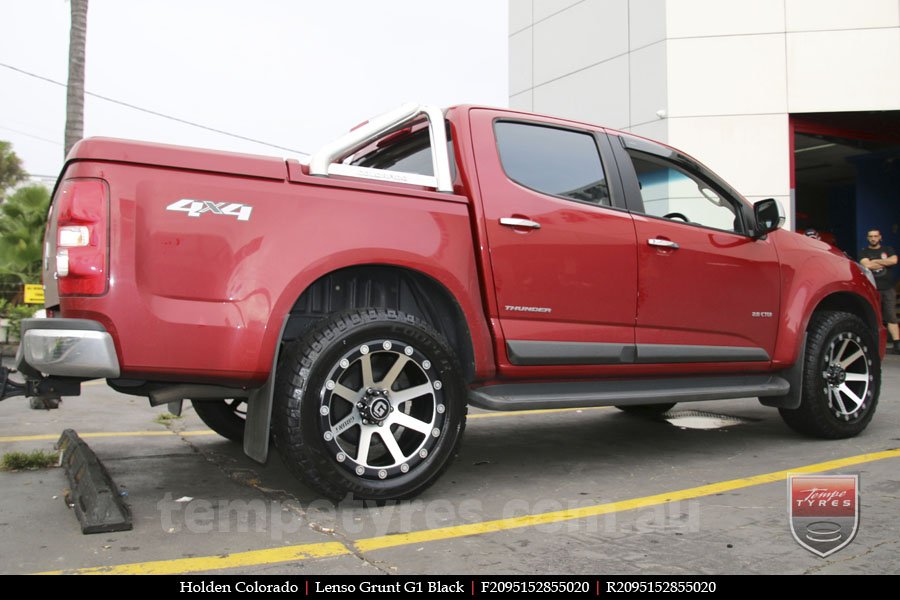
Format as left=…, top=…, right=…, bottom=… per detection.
left=788, top=474, right=858, bottom=557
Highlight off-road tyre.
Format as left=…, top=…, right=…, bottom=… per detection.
left=272, top=308, right=467, bottom=501
left=779, top=311, right=879, bottom=438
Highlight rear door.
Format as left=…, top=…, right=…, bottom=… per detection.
left=469, top=109, right=638, bottom=371
left=612, top=134, right=780, bottom=365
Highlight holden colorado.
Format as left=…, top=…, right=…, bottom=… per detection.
left=3, top=104, right=884, bottom=500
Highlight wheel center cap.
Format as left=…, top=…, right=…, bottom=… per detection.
left=825, top=365, right=846, bottom=385
left=358, top=389, right=392, bottom=425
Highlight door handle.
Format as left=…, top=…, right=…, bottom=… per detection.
left=500, top=217, right=541, bottom=230
left=648, top=238, right=679, bottom=249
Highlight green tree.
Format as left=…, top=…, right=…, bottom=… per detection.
left=0, top=141, right=27, bottom=201
left=0, top=185, right=51, bottom=283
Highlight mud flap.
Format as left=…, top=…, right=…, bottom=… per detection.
left=760, top=333, right=806, bottom=409
left=243, top=373, right=275, bottom=463
left=243, top=314, right=288, bottom=464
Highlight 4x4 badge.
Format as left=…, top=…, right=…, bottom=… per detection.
left=166, top=199, right=253, bottom=222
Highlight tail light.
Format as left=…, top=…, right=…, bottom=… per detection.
left=54, top=178, right=109, bottom=296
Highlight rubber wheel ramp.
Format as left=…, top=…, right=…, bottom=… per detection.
left=57, top=429, right=133, bottom=534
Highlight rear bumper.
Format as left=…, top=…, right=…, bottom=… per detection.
left=16, top=318, right=120, bottom=379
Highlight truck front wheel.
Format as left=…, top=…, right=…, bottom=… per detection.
left=779, top=311, right=880, bottom=438
left=273, top=309, right=466, bottom=501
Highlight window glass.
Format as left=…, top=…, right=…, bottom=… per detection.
left=628, top=151, right=741, bottom=233
left=349, top=124, right=456, bottom=179
left=495, top=122, right=610, bottom=206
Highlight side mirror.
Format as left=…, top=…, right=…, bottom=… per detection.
left=753, top=198, right=785, bottom=239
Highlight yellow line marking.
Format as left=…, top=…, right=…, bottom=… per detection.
left=353, top=449, right=900, bottom=552
left=0, top=430, right=216, bottom=443
left=35, top=448, right=900, bottom=575
left=38, top=542, right=351, bottom=575
left=468, top=406, right=609, bottom=420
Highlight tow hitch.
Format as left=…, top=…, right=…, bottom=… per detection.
left=0, top=366, right=81, bottom=402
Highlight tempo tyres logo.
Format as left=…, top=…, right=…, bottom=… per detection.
left=788, top=474, right=858, bottom=557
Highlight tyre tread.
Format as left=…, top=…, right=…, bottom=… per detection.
left=272, top=308, right=467, bottom=501
left=779, top=310, right=879, bottom=439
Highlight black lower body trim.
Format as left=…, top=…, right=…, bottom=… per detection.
left=506, top=340, right=770, bottom=366
left=506, top=340, right=635, bottom=365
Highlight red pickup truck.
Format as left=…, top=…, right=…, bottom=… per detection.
left=8, top=104, right=884, bottom=500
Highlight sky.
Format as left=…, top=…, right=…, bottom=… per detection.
left=0, top=0, right=508, bottom=181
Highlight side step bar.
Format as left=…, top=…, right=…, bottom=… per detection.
left=467, top=374, right=790, bottom=411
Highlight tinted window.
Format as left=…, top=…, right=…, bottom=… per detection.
left=628, top=151, right=742, bottom=233
left=495, top=122, right=610, bottom=206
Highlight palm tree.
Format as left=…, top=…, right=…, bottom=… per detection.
left=64, top=0, right=89, bottom=158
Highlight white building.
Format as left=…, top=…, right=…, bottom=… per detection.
left=509, top=0, right=900, bottom=255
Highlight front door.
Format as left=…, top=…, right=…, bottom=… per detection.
left=614, top=135, right=780, bottom=365
left=469, top=109, right=639, bottom=371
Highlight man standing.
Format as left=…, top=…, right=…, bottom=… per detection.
left=860, top=229, right=899, bottom=353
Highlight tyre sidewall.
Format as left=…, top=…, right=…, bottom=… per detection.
left=800, top=312, right=880, bottom=437
left=277, top=310, right=465, bottom=500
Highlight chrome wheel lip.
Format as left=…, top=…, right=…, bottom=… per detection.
left=822, top=332, right=872, bottom=421
left=318, top=339, right=446, bottom=480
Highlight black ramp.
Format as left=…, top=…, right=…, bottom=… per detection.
left=57, top=429, right=133, bottom=534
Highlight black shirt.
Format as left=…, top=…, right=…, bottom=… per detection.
left=860, top=245, right=897, bottom=291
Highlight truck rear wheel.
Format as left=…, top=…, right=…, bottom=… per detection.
left=273, top=308, right=466, bottom=501
left=191, top=399, right=247, bottom=442
left=779, top=311, right=879, bottom=438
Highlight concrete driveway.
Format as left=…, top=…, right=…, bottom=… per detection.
left=1, top=357, right=898, bottom=575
